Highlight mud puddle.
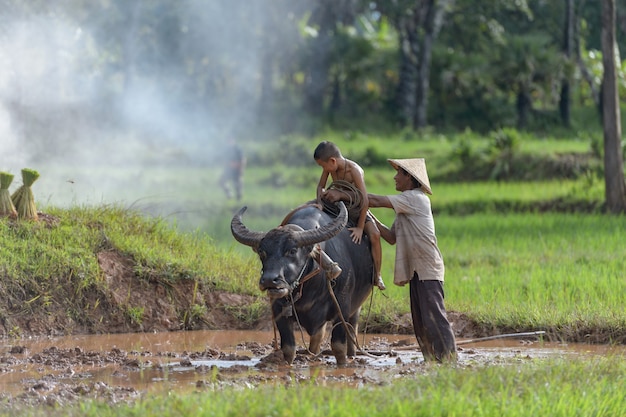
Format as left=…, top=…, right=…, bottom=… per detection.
left=0, top=330, right=623, bottom=406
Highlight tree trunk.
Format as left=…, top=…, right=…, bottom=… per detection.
left=414, top=1, right=436, bottom=129
left=303, top=29, right=332, bottom=116
left=303, top=0, right=357, bottom=118
left=413, top=0, right=452, bottom=130
left=303, top=1, right=334, bottom=117
left=516, top=89, right=531, bottom=129
left=601, top=0, right=626, bottom=213
left=395, top=18, right=418, bottom=127
left=559, top=0, right=575, bottom=127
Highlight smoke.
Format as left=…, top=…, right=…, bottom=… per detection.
left=0, top=1, right=307, bottom=226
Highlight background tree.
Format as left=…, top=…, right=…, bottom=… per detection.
left=559, top=0, right=575, bottom=127
left=600, top=0, right=626, bottom=213
left=3, top=0, right=626, bottom=146
left=375, top=0, right=452, bottom=129
left=302, top=0, right=360, bottom=118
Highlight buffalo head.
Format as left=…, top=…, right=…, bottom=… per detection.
left=231, top=203, right=347, bottom=298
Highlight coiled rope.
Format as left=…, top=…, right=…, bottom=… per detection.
left=321, top=180, right=363, bottom=222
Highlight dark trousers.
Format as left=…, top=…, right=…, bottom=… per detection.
left=409, top=274, right=457, bottom=362
left=220, top=170, right=243, bottom=201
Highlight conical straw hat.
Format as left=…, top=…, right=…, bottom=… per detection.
left=388, top=158, right=432, bottom=195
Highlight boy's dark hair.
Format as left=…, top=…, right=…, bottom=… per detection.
left=314, top=141, right=341, bottom=162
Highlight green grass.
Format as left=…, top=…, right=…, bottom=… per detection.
left=0, top=206, right=259, bottom=302
left=6, top=130, right=619, bottom=339
left=350, top=211, right=626, bottom=341
left=24, top=187, right=619, bottom=345
left=4, top=356, right=625, bottom=416
left=2, top=129, right=625, bottom=414
left=439, top=213, right=626, bottom=339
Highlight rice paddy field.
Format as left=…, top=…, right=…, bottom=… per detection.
left=6, top=131, right=625, bottom=416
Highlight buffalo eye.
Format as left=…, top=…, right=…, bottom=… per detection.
left=285, top=247, right=298, bottom=257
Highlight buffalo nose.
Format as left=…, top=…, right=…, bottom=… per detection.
left=259, top=273, right=283, bottom=289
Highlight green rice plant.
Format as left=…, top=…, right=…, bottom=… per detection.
left=11, top=168, right=40, bottom=221
left=353, top=209, right=626, bottom=341
left=437, top=213, right=626, bottom=339
left=0, top=172, right=17, bottom=218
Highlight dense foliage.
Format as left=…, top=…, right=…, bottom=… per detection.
left=5, top=0, right=626, bottom=148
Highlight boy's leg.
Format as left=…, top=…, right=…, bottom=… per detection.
left=365, top=221, right=385, bottom=290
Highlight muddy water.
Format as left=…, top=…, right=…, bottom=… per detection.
left=1, top=330, right=624, bottom=397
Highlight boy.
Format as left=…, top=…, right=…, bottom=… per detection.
left=314, top=141, right=385, bottom=290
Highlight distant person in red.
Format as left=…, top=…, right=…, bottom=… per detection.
left=220, top=139, right=245, bottom=201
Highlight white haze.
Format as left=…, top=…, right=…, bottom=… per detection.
left=0, top=2, right=301, bottom=228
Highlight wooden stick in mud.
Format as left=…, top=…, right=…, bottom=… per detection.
left=390, top=331, right=548, bottom=351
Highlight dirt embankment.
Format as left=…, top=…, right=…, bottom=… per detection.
left=1, top=249, right=263, bottom=338
left=1, top=247, right=485, bottom=340
left=1, top=246, right=618, bottom=345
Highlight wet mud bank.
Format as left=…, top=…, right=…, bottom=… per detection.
left=1, top=330, right=623, bottom=408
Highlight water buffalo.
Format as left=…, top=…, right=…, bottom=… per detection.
left=231, top=202, right=374, bottom=365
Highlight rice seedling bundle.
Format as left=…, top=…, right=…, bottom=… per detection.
left=0, top=172, right=17, bottom=218
left=11, top=168, right=40, bottom=221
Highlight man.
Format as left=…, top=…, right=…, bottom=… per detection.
left=368, top=158, right=457, bottom=362
left=220, top=139, right=245, bottom=201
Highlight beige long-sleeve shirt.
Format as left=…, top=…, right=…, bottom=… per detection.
left=388, top=189, right=445, bottom=285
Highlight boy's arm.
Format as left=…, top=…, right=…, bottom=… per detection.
left=348, top=163, right=369, bottom=243
left=316, top=170, right=330, bottom=204
left=352, top=171, right=368, bottom=231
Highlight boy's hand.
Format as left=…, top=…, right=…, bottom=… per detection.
left=348, top=227, right=363, bottom=244
left=322, top=189, right=343, bottom=203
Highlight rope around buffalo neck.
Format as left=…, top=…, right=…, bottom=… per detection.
left=268, top=252, right=321, bottom=357
left=322, top=180, right=362, bottom=218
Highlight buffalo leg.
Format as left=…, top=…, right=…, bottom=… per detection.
left=330, top=322, right=348, bottom=365
left=273, top=303, right=297, bottom=365
left=278, top=321, right=296, bottom=364
left=346, top=309, right=360, bottom=358
left=308, top=324, right=327, bottom=355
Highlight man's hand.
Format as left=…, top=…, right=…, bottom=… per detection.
left=348, top=227, right=363, bottom=244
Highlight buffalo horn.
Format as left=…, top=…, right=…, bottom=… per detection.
left=292, top=202, right=348, bottom=247
left=230, top=206, right=266, bottom=248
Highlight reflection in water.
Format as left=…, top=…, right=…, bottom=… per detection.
left=0, top=330, right=623, bottom=396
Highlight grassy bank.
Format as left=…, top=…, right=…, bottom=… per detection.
left=1, top=130, right=622, bottom=340
left=439, top=213, right=626, bottom=341
left=1, top=130, right=625, bottom=415
left=1, top=202, right=623, bottom=343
